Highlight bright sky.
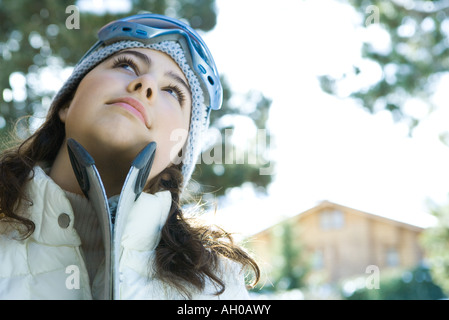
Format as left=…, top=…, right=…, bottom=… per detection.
left=200, top=0, right=449, bottom=235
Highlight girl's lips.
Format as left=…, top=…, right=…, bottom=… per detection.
left=107, top=97, right=148, bottom=126
left=113, top=102, right=146, bottom=123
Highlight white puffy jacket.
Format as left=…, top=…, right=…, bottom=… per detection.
left=0, top=167, right=249, bottom=300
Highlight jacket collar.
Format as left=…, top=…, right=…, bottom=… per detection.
left=26, top=166, right=172, bottom=250
left=121, top=190, right=171, bottom=251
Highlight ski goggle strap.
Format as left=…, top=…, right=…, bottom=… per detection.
left=80, top=13, right=222, bottom=111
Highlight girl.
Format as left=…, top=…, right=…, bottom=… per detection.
left=0, top=13, right=259, bottom=299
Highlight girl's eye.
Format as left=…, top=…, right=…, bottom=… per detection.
left=164, top=85, right=186, bottom=106
left=112, top=56, right=139, bottom=74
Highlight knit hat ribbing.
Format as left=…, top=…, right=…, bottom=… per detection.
left=52, top=40, right=208, bottom=188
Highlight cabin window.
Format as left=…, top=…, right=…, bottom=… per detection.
left=320, top=209, right=344, bottom=230
left=386, top=247, right=400, bottom=267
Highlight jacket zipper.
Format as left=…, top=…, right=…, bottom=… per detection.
left=67, top=139, right=156, bottom=300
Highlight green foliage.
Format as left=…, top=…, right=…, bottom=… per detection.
left=276, top=222, right=308, bottom=290
left=343, top=264, right=446, bottom=300
left=255, top=222, right=309, bottom=293
left=318, top=0, right=449, bottom=133
left=192, top=81, right=274, bottom=197
left=0, top=0, right=273, bottom=196
left=421, top=198, right=449, bottom=296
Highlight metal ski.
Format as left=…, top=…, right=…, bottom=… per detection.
left=67, top=138, right=156, bottom=299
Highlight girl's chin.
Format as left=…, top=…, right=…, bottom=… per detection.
left=71, top=134, right=150, bottom=163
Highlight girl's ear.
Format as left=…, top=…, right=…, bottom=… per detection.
left=58, top=106, right=69, bottom=123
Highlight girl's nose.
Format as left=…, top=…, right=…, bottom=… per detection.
left=128, top=75, right=157, bottom=101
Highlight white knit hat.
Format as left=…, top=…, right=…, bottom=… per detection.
left=52, top=40, right=208, bottom=188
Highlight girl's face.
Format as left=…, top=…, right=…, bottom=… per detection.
left=59, top=48, right=192, bottom=182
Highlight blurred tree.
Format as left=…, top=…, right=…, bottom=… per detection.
left=254, top=222, right=309, bottom=292
left=274, top=222, right=308, bottom=290
left=0, top=0, right=273, bottom=196
left=250, top=222, right=309, bottom=294
left=192, top=83, right=274, bottom=197
left=421, top=198, right=449, bottom=296
left=318, top=0, right=449, bottom=133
